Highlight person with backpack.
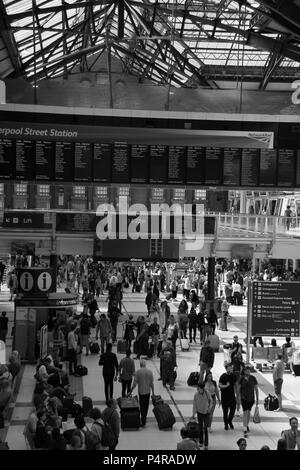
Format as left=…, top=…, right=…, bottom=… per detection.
left=89, top=408, right=108, bottom=450
left=102, top=399, right=120, bottom=450
left=191, top=381, right=212, bottom=450
left=159, top=339, right=176, bottom=391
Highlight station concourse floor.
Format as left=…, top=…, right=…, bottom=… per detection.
left=1, top=286, right=300, bottom=451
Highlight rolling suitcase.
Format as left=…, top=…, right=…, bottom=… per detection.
left=60, top=408, right=69, bottom=422
left=117, top=395, right=139, bottom=411
left=82, top=396, right=93, bottom=417
left=135, top=284, right=141, bottom=293
left=121, top=410, right=140, bottom=430
left=165, top=293, right=172, bottom=301
left=117, top=339, right=127, bottom=354
left=207, top=334, right=220, bottom=352
left=62, top=397, right=74, bottom=413
left=152, top=395, right=163, bottom=406
left=133, top=341, right=138, bottom=355
left=147, top=343, right=154, bottom=358
left=186, top=420, right=200, bottom=439
left=180, top=338, right=190, bottom=352
left=153, top=403, right=176, bottom=430
left=71, top=403, right=83, bottom=418
left=293, top=365, right=300, bottom=376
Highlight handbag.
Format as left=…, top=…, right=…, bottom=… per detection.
left=253, top=405, right=261, bottom=424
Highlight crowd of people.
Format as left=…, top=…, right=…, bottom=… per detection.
left=2, top=255, right=300, bottom=450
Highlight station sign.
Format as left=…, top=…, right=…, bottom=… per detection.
left=252, top=281, right=300, bottom=337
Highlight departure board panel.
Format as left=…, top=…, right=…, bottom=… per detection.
left=223, top=148, right=241, bottom=186
left=93, top=143, right=111, bottom=182
left=277, top=149, right=295, bottom=187
left=111, top=142, right=130, bottom=183
left=241, top=149, right=259, bottom=186
left=74, top=142, right=92, bottom=182
left=0, top=139, right=15, bottom=179
left=186, top=146, right=205, bottom=184
left=149, top=145, right=168, bottom=184
left=252, top=281, right=300, bottom=337
left=55, top=142, right=74, bottom=181
left=15, top=140, right=35, bottom=180
left=296, top=150, right=300, bottom=188
left=1, top=110, right=300, bottom=188
left=259, top=149, right=277, bottom=186
left=205, top=147, right=223, bottom=185
left=168, top=146, right=186, bottom=184
left=35, top=141, right=55, bottom=180
left=131, top=144, right=149, bottom=183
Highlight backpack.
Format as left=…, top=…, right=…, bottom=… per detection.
left=95, top=416, right=117, bottom=448
left=84, top=428, right=99, bottom=450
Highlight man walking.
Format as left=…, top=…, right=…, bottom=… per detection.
left=237, top=366, right=259, bottom=438
left=118, top=349, right=135, bottom=398
left=67, top=323, right=78, bottom=376
left=131, top=359, right=154, bottom=427
left=273, top=353, right=285, bottom=411
left=99, top=343, right=119, bottom=401
left=281, top=417, right=300, bottom=450
left=219, top=363, right=238, bottom=430
left=96, top=313, right=112, bottom=354
left=199, top=340, right=215, bottom=383
left=0, top=312, right=8, bottom=343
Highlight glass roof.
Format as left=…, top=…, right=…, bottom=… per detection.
left=1, top=0, right=300, bottom=87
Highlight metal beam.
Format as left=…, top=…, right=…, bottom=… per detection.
left=247, top=31, right=300, bottom=63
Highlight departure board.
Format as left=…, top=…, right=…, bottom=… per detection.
left=277, top=149, right=295, bottom=187
left=259, top=149, right=277, bottom=186
left=35, top=141, right=55, bottom=180
left=131, top=144, right=149, bottom=183
left=93, top=143, right=111, bottom=182
left=0, top=139, right=15, bottom=179
left=168, top=146, right=186, bottom=184
left=15, top=140, right=35, bottom=180
left=74, top=142, right=92, bottom=181
left=223, top=148, right=241, bottom=186
left=186, top=146, right=205, bottom=184
left=149, top=145, right=168, bottom=183
left=241, top=149, right=259, bottom=186
left=111, top=142, right=130, bottom=183
left=205, top=147, right=223, bottom=185
left=296, top=150, right=300, bottom=188
left=55, top=142, right=74, bottom=181
left=252, top=281, right=300, bottom=337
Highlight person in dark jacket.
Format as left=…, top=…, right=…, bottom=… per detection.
left=145, top=289, right=153, bottom=316
left=188, top=306, right=199, bottom=343
left=0, top=312, right=8, bottom=343
left=199, top=340, right=215, bottom=382
left=123, top=315, right=136, bottom=350
left=134, top=317, right=149, bottom=359
left=107, top=300, right=120, bottom=344
left=159, top=340, right=177, bottom=390
left=79, top=313, right=91, bottom=356
left=99, top=343, right=119, bottom=401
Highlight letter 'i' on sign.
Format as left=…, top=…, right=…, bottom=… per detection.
left=37, top=272, right=52, bottom=291
left=19, top=272, right=34, bottom=292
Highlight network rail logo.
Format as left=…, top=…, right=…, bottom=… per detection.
left=95, top=197, right=205, bottom=251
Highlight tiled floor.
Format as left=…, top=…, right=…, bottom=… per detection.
left=1, top=288, right=300, bottom=450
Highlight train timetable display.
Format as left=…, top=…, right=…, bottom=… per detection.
left=186, top=147, right=205, bottom=184
left=0, top=139, right=15, bottom=179
left=15, top=140, right=35, bottom=180
left=252, top=281, right=300, bottom=337
left=277, top=149, right=295, bottom=187
left=131, top=144, right=149, bottom=183
left=55, top=141, right=74, bottom=181
left=223, top=148, right=241, bottom=186
left=111, top=142, right=130, bottom=183
left=93, top=143, right=111, bottom=182
left=168, top=146, right=186, bottom=184
left=74, top=142, right=92, bottom=181
left=35, top=141, right=55, bottom=180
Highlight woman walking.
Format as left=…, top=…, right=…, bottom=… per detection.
left=204, top=372, right=221, bottom=433
left=191, top=381, right=212, bottom=450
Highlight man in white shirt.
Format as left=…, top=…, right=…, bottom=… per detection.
left=67, top=324, right=78, bottom=376
left=273, top=353, right=285, bottom=411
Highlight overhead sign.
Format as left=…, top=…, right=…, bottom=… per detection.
left=3, top=212, right=50, bottom=229
left=252, top=281, right=300, bottom=337
left=17, top=268, right=55, bottom=295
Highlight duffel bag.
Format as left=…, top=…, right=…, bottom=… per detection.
left=264, top=394, right=279, bottom=411
left=187, top=371, right=200, bottom=387
left=75, top=365, right=88, bottom=376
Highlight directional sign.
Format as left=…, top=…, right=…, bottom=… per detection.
left=252, top=281, right=300, bottom=337
left=37, top=272, right=52, bottom=292
left=19, top=272, right=34, bottom=292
